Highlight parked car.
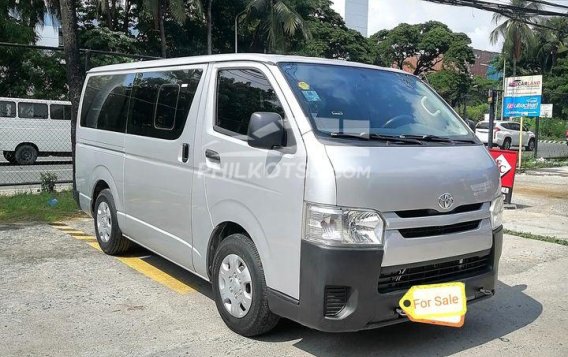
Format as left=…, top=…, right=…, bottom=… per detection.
left=0, top=97, right=72, bottom=164
left=475, top=120, right=536, bottom=151
left=76, top=54, right=503, bottom=336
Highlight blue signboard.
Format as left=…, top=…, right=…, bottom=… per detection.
left=503, top=95, right=542, bottom=117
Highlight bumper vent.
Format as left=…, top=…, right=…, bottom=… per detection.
left=378, top=252, right=491, bottom=293
left=396, top=203, right=483, bottom=218
left=324, top=286, right=349, bottom=317
left=399, top=220, right=481, bottom=238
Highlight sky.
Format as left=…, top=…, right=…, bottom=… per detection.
left=332, top=0, right=565, bottom=53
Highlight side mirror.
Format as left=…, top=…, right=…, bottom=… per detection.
left=247, top=112, right=286, bottom=150
left=465, top=118, right=476, bottom=131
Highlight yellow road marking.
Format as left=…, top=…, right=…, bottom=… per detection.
left=51, top=223, right=195, bottom=295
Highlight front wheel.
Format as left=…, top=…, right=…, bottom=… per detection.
left=212, top=234, right=279, bottom=336
left=501, top=138, right=512, bottom=150
left=526, top=139, right=535, bottom=151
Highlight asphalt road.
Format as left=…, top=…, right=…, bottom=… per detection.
left=0, top=218, right=566, bottom=356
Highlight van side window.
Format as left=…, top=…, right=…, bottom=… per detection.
left=50, top=104, right=72, bottom=120
left=215, top=69, right=285, bottom=138
left=128, top=69, right=202, bottom=140
left=0, top=101, right=16, bottom=117
left=19, top=102, right=48, bottom=119
left=81, top=74, right=134, bottom=132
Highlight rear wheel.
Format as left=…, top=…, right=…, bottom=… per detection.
left=501, top=138, right=512, bottom=150
left=212, top=234, right=279, bottom=336
left=94, top=189, right=132, bottom=255
left=3, top=151, right=16, bottom=164
left=14, top=144, right=38, bottom=165
left=526, top=138, right=535, bottom=151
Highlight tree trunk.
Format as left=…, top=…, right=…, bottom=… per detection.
left=104, top=0, right=112, bottom=29
left=123, top=0, right=130, bottom=34
left=159, top=3, right=167, bottom=58
left=207, top=0, right=213, bottom=55
left=110, top=0, right=117, bottom=30
left=59, top=0, right=83, bottom=203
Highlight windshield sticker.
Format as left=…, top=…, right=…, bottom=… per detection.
left=302, top=90, right=321, bottom=102
left=298, top=81, right=310, bottom=90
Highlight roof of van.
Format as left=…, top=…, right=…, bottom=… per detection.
left=88, top=53, right=408, bottom=75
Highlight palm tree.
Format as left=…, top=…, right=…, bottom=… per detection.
left=245, top=0, right=309, bottom=53
left=489, top=0, right=542, bottom=76
left=142, top=0, right=188, bottom=58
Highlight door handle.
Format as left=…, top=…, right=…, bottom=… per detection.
left=182, top=143, right=190, bottom=163
left=205, top=149, right=220, bottom=163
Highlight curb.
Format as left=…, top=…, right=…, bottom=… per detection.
left=538, top=140, right=565, bottom=144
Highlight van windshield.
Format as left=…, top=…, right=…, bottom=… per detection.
left=279, top=62, right=473, bottom=143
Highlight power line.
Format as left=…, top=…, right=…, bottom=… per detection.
left=422, top=0, right=568, bottom=17
left=0, top=42, right=159, bottom=60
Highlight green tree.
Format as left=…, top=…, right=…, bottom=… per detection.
left=141, top=0, right=189, bottom=57
left=245, top=0, right=309, bottom=53
left=291, top=0, right=373, bottom=63
left=489, top=0, right=542, bottom=76
left=371, top=21, right=475, bottom=76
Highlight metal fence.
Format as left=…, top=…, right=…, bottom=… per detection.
left=0, top=98, right=73, bottom=188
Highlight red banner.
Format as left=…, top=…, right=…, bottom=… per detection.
left=489, top=149, right=518, bottom=204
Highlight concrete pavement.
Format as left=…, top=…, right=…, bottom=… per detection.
left=503, top=167, right=568, bottom=240
left=0, top=218, right=567, bottom=356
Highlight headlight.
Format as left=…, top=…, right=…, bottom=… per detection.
left=304, top=203, right=385, bottom=247
left=490, top=195, right=504, bottom=229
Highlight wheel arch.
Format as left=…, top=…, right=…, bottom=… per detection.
left=89, top=165, right=123, bottom=214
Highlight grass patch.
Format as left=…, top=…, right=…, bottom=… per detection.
left=0, top=190, right=86, bottom=223
left=519, top=155, right=568, bottom=171
left=504, top=229, right=568, bottom=246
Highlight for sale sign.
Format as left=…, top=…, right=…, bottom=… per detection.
left=489, top=148, right=518, bottom=204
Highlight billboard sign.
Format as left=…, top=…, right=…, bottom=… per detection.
left=540, top=104, right=553, bottom=118
left=503, top=75, right=543, bottom=118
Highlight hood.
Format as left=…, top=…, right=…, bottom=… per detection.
left=325, top=144, right=500, bottom=212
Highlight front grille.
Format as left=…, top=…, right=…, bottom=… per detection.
left=399, top=220, right=481, bottom=238
left=378, top=252, right=491, bottom=293
left=396, top=203, right=483, bottom=218
left=324, top=286, right=349, bottom=317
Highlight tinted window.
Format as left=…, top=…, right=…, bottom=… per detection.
left=510, top=123, right=520, bottom=131
left=81, top=74, right=134, bottom=132
left=155, top=84, right=180, bottom=130
left=128, top=69, right=202, bottom=140
left=216, top=69, right=285, bottom=137
left=50, top=104, right=72, bottom=120
left=476, top=122, right=489, bottom=129
left=0, top=101, right=16, bottom=117
left=19, top=103, right=48, bottom=119
left=280, top=63, right=471, bottom=140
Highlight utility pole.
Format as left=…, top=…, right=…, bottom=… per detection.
left=488, top=89, right=497, bottom=148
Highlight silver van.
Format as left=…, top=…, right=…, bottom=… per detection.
left=75, top=54, right=503, bottom=336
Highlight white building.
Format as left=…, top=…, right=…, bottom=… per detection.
left=332, top=0, right=370, bottom=37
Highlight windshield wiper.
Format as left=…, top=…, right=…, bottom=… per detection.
left=329, top=132, right=370, bottom=141
left=399, top=134, right=455, bottom=143
left=368, top=133, right=424, bottom=145
left=329, top=132, right=424, bottom=145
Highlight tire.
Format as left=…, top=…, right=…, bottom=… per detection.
left=93, top=189, right=132, bottom=255
left=212, top=233, right=279, bottom=336
left=3, top=151, right=16, bottom=164
left=526, top=139, right=535, bottom=151
left=501, top=138, right=512, bottom=150
left=14, top=144, right=38, bottom=165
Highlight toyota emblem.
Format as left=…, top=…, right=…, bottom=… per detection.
left=438, top=193, right=454, bottom=210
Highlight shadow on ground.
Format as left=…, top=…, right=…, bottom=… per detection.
left=129, top=246, right=542, bottom=356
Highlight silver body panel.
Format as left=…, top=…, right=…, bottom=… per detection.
left=76, top=54, right=501, bottom=301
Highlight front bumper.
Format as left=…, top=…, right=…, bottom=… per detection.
left=268, top=227, right=503, bottom=332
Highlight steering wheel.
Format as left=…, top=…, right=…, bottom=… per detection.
left=382, top=114, right=414, bottom=129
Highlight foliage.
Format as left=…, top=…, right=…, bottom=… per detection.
left=0, top=190, right=83, bottom=223
left=520, top=117, right=568, bottom=140
left=427, top=70, right=471, bottom=107
left=370, top=21, right=475, bottom=76
left=465, top=103, right=490, bottom=122
left=40, top=172, right=58, bottom=193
